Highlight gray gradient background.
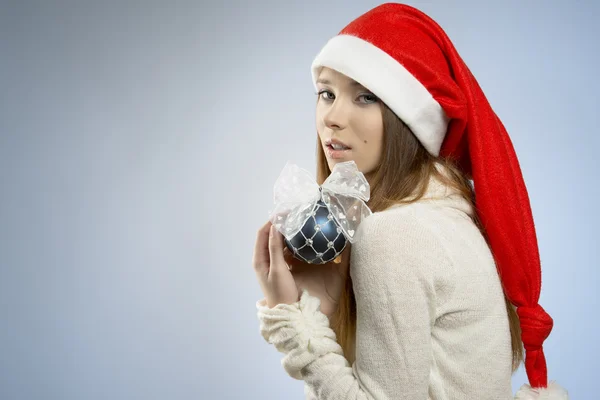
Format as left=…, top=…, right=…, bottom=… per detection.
left=0, top=1, right=597, bottom=399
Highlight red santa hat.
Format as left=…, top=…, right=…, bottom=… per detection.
left=311, top=3, right=568, bottom=399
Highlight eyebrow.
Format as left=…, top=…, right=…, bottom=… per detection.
left=316, top=78, right=367, bottom=89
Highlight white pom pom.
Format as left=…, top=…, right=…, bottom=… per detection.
left=515, top=380, right=569, bottom=399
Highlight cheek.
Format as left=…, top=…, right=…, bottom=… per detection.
left=359, top=116, right=384, bottom=145
left=315, top=110, right=325, bottom=134
left=360, top=122, right=384, bottom=160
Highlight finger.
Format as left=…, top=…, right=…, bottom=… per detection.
left=268, top=224, right=287, bottom=273
left=284, top=250, right=305, bottom=271
left=252, top=221, right=272, bottom=274
left=282, top=245, right=294, bottom=264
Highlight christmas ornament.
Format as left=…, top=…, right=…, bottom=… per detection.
left=268, top=160, right=372, bottom=264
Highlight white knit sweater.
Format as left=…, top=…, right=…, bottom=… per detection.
left=256, top=167, right=514, bottom=399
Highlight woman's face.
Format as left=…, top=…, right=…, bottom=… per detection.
left=316, top=67, right=384, bottom=176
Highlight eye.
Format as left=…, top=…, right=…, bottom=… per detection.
left=316, top=89, right=378, bottom=104
left=358, top=93, right=378, bottom=104
left=317, top=89, right=334, bottom=101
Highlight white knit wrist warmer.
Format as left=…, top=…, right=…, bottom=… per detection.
left=256, top=289, right=345, bottom=380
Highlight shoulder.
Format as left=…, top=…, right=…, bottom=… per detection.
left=351, top=204, right=453, bottom=280
left=355, top=202, right=447, bottom=251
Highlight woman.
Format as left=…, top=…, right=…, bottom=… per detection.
left=252, top=3, right=568, bottom=399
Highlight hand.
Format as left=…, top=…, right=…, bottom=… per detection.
left=253, top=221, right=299, bottom=308
left=283, top=244, right=351, bottom=320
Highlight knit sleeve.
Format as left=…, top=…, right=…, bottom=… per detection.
left=256, top=209, right=451, bottom=399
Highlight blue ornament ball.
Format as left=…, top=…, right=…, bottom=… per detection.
left=284, top=199, right=347, bottom=265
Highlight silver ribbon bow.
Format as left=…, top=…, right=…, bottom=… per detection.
left=268, top=160, right=373, bottom=243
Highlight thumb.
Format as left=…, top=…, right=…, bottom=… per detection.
left=268, top=225, right=287, bottom=271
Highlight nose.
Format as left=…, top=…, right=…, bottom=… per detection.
left=322, top=96, right=350, bottom=130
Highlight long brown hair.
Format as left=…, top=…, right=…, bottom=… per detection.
left=315, top=100, right=524, bottom=372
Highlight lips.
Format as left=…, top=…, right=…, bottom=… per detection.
left=328, top=144, right=351, bottom=150
left=326, top=138, right=352, bottom=150
left=325, top=145, right=351, bottom=160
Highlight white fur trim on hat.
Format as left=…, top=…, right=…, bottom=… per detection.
left=311, top=34, right=449, bottom=157
left=514, top=380, right=569, bottom=399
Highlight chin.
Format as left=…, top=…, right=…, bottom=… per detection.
left=328, top=159, right=362, bottom=173
left=328, top=158, right=352, bottom=167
